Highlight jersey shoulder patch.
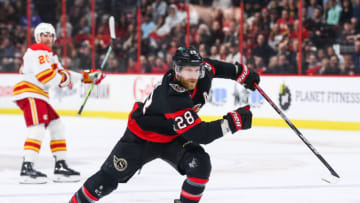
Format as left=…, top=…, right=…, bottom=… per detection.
left=29, top=43, right=52, bottom=53
left=169, top=83, right=186, bottom=93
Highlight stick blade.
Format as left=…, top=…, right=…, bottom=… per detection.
left=321, top=174, right=340, bottom=184
left=109, top=16, right=116, bottom=39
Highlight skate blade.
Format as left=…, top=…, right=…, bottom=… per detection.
left=19, top=176, right=48, bottom=184
left=53, top=174, right=81, bottom=183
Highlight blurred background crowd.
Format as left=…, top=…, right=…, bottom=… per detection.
left=0, top=0, right=360, bottom=75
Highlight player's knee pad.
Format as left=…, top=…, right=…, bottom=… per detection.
left=83, top=170, right=118, bottom=199
left=48, top=119, right=65, bottom=140
left=181, top=149, right=212, bottom=179
left=27, top=124, right=46, bottom=141
left=101, top=138, right=144, bottom=183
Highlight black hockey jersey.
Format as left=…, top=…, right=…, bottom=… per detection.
left=127, top=58, right=240, bottom=144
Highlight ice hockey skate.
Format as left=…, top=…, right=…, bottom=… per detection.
left=20, top=161, right=47, bottom=184
left=53, top=160, right=81, bottom=182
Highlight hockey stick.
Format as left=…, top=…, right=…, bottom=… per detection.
left=253, top=83, right=340, bottom=182
left=77, top=16, right=116, bottom=116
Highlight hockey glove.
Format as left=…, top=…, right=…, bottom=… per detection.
left=58, top=69, right=71, bottom=88
left=82, top=69, right=105, bottom=85
left=223, top=105, right=252, bottom=134
left=235, top=62, right=260, bottom=91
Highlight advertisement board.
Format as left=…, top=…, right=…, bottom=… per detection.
left=1, top=74, right=359, bottom=130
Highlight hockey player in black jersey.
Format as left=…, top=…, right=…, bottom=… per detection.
left=69, top=47, right=260, bottom=203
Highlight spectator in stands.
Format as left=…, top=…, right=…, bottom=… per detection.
left=260, top=7, right=271, bottom=31
left=216, top=44, right=229, bottom=61
left=107, top=57, right=123, bottom=73
left=226, top=43, right=246, bottom=64
left=340, top=54, right=356, bottom=75
left=253, top=56, right=267, bottom=74
left=327, top=0, right=342, bottom=25
left=156, top=4, right=186, bottom=36
left=151, top=0, right=168, bottom=23
left=198, top=43, right=209, bottom=58
left=318, top=57, right=330, bottom=74
left=210, top=45, right=219, bottom=59
left=263, top=55, right=278, bottom=74
left=126, top=57, right=139, bottom=73
left=317, top=48, right=327, bottom=61
left=194, top=24, right=211, bottom=46
left=352, top=40, right=360, bottom=72
left=268, top=23, right=284, bottom=50
left=253, top=33, right=275, bottom=65
left=339, top=0, right=353, bottom=24
left=306, top=52, right=321, bottom=75
left=140, top=55, right=151, bottom=73
left=354, top=0, right=360, bottom=23
left=307, top=0, right=320, bottom=19
left=152, top=57, right=169, bottom=73
left=268, top=8, right=279, bottom=29
left=209, top=20, right=224, bottom=45
left=276, top=54, right=296, bottom=74
left=165, top=52, right=173, bottom=68
left=76, top=41, right=92, bottom=69
left=223, top=19, right=238, bottom=45
left=326, top=46, right=336, bottom=58
left=56, top=16, right=73, bottom=37
left=141, top=14, right=155, bottom=39
left=319, top=55, right=341, bottom=74
left=277, top=9, right=294, bottom=34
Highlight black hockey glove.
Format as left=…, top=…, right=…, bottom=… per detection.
left=223, top=105, right=252, bottom=133
left=235, top=62, right=260, bottom=91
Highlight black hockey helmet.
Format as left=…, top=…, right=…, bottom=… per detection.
left=172, top=47, right=205, bottom=78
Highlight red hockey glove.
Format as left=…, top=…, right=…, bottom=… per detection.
left=58, top=69, right=71, bottom=88
left=235, top=62, right=260, bottom=91
left=82, top=69, right=105, bottom=85
left=223, top=105, right=252, bottom=133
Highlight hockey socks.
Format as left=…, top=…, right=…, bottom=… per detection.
left=180, top=177, right=208, bottom=203
left=70, top=186, right=99, bottom=203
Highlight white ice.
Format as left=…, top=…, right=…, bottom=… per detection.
left=0, top=115, right=359, bottom=203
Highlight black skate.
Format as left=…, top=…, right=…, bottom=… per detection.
left=53, top=160, right=81, bottom=182
left=20, top=161, right=47, bottom=184
left=174, top=199, right=181, bottom=203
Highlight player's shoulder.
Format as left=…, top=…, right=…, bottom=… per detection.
left=28, top=43, right=53, bottom=53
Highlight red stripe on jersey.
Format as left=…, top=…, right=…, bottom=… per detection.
left=190, top=86, right=197, bottom=99
left=82, top=186, right=99, bottom=201
left=181, top=189, right=202, bottom=201
left=188, top=177, right=209, bottom=184
left=128, top=103, right=180, bottom=143
left=165, top=108, right=202, bottom=134
left=29, top=43, right=52, bottom=52
left=203, top=61, right=215, bottom=75
left=71, top=195, right=78, bottom=203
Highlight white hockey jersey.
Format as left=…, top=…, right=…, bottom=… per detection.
left=13, top=43, right=81, bottom=102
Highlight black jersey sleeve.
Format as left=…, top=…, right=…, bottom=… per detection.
left=165, top=94, right=224, bottom=144
left=203, top=58, right=239, bottom=80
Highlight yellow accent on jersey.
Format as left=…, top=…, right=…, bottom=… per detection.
left=13, top=81, right=49, bottom=98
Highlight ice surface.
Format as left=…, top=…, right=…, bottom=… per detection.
left=0, top=115, right=359, bottom=203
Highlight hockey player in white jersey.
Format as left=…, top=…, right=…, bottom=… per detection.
left=13, top=23, right=105, bottom=184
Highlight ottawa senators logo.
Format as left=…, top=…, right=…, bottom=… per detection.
left=113, top=155, right=127, bottom=172
left=169, top=83, right=186, bottom=93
